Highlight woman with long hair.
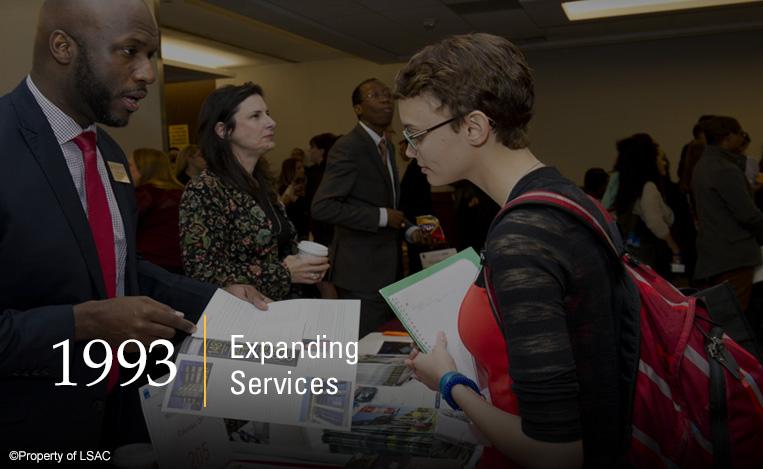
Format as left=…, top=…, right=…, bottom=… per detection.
left=613, top=133, right=681, bottom=276
left=179, top=83, right=329, bottom=300
left=132, top=148, right=185, bottom=273
left=174, top=144, right=206, bottom=185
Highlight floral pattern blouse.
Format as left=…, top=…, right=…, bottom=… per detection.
left=179, top=170, right=297, bottom=300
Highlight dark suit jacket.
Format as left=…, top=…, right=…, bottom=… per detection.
left=311, top=124, right=401, bottom=292
left=691, top=144, right=763, bottom=279
left=0, top=81, right=216, bottom=449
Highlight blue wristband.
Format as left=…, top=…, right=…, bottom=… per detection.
left=439, top=371, right=481, bottom=411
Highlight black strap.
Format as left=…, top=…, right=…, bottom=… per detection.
left=482, top=190, right=626, bottom=328
left=707, top=326, right=732, bottom=468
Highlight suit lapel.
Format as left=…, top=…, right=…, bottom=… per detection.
left=11, top=83, right=107, bottom=298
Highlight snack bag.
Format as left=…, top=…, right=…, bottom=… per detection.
left=415, top=215, right=446, bottom=245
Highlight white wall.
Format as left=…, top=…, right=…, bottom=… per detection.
left=1, top=0, right=164, bottom=158
left=226, top=29, right=763, bottom=183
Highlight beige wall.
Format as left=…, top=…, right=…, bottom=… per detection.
left=226, top=29, right=762, bottom=184
left=5, top=0, right=760, bottom=182
left=526, top=30, right=763, bottom=183
left=1, top=0, right=165, bottom=158
left=165, top=79, right=217, bottom=145
left=219, top=59, right=405, bottom=166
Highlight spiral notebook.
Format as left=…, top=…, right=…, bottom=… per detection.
left=379, top=248, right=481, bottom=384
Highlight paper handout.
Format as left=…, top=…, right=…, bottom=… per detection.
left=162, top=290, right=360, bottom=431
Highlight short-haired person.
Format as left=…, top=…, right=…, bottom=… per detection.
left=397, top=33, right=638, bottom=467
left=0, top=0, right=266, bottom=450
left=678, top=114, right=714, bottom=194
left=582, top=167, right=609, bottom=201
left=312, top=78, right=426, bottom=335
left=180, top=83, right=330, bottom=300
left=692, top=116, right=763, bottom=312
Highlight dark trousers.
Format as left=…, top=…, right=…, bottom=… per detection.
left=336, top=287, right=392, bottom=338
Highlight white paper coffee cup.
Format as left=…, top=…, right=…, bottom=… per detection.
left=297, top=240, right=328, bottom=258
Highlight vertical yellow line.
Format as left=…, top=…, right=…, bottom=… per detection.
left=203, top=314, right=207, bottom=408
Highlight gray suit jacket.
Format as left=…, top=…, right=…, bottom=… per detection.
left=691, top=145, right=763, bottom=279
left=311, top=124, right=400, bottom=292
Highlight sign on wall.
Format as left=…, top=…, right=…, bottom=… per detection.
left=168, top=124, right=190, bottom=149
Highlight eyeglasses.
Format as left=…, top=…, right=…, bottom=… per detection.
left=364, top=90, right=392, bottom=101
left=402, top=116, right=459, bottom=151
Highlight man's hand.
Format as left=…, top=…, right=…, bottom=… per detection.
left=73, top=296, right=196, bottom=347
left=225, top=284, right=271, bottom=309
left=386, top=209, right=406, bottom=229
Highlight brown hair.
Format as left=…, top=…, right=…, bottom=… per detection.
left=278, top=158, right=305, bottom=195
left=394, top=33, right=534, bottom=149
left=132, top=148, right=184, bottom=190
left=174, top=144, right=199, bottom=178
left=197, top=82, right=276, bottom=204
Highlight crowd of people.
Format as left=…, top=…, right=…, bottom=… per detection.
left=582, top=116, right=762, bottom=341
left=3, top=0, right=761, bottom=466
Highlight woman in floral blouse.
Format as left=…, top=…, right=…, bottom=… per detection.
left=180, top=82, right=330, bottom=300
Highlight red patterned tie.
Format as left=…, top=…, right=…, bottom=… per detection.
left=72, top=131, right=119, bottom=391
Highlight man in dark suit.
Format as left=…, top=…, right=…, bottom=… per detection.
left=312, top=78, right=423, bottom=336
left=692, top=116, right=763, bottom=312
left=0, top=0, right=266, bottom=450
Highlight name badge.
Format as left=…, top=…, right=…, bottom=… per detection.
left=108, top=161, right=131, bottom=184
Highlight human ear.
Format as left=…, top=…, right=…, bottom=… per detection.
left=214, top=122, right=228, bottom=139
left=353, top=104, right=363, bottom=118
left=464, top=111, right=492, bottom=147
left=49, top=30, right=75, bottom=65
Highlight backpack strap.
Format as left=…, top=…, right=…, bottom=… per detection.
left=501, top=190, right=624, bottom=259
left=482, top=190, right=626, bottom=327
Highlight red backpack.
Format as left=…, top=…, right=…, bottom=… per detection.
left=485, top=190, right=763, bottom=467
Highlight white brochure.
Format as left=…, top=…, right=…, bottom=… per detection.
left=140, top=380, right=231, bottom=469
left=162, top=290, right=360, bottom=431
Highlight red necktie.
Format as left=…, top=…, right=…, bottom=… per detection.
left=72, top=131, right=119, bottom=391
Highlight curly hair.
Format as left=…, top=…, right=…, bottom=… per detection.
left=394, top=33, right=534, bottom=149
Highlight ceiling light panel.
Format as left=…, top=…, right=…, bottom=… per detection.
left=562, top=0, right=761, bottom=21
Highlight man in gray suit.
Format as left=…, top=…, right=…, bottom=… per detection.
left=692, top=116, right=763, bottom=311
left=312, top=78, right=422, bottom=336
